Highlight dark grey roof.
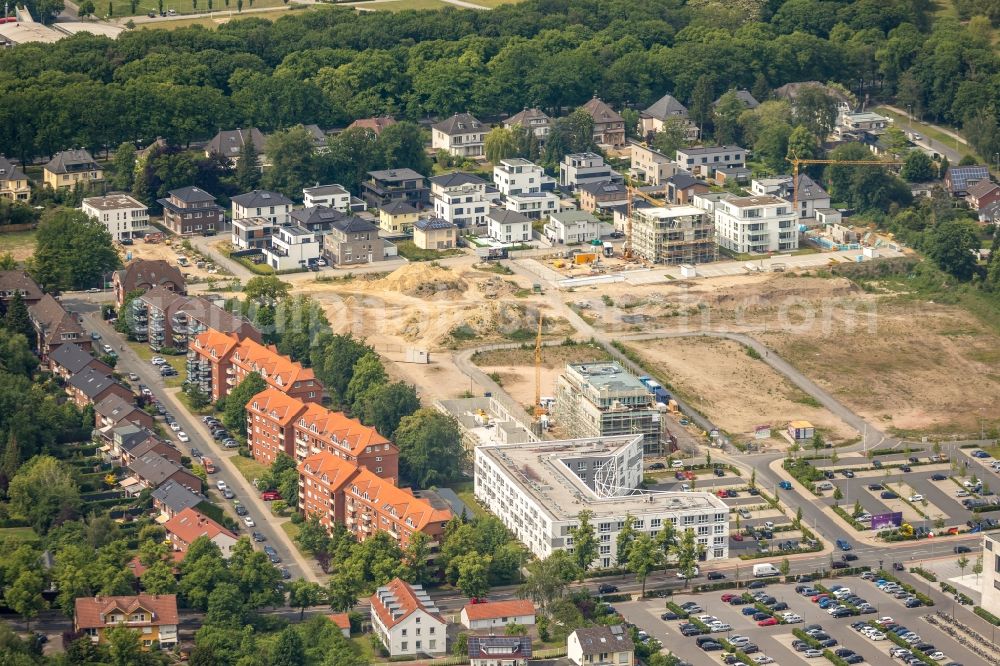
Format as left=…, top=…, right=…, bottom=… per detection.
left=114, top=424, right=155, bottom=452
left=290, top=206, right=347, bottom=227
left=468, top=636, right=531, bottom=660
left=331, top=216, right=378, bottom=234
left=94, top=393, right=138, bottom=420
left=44, top=149, right=99, bottom=175
left=795, top=174, right=829, bottom=201
left=303, top=184, right=348, bottom=197
left=231, top=190, right=294, bottom=207
left=414, top=217, right=455, bottom=231
left=49, top=343, right=102, bottom=375
left=714, top=89, right=760, bottom=109
left=968, top=179, right=1000, bottom=200
left=432, top=113, right=483, bottom=135
left=677, top=145, right=746, bottom=156
left=429, top=172, right=486, bottom=187
left=368, top=168, right=426, bottom=183
left=0, top=156, right=26, bottom=181
left=168, top=186, right=217, bottom=204
left=0, top=271, right=42, bottom=301
left=573, top=625, right=634, bottom=655
left=207, top=128, right=266, bottom=157
left=667, top=173, right=703, bottom=189
left=488, top=209, right=530, bottom=225
left=505, top=108, right=550, bottom=127
left=152, top=480, right=206, bottom=513
left=579, top=181, right=628, bottom=196
left=380, top=200, right=418, bottom=215
left=67, top=367, right=119, bottom=399
left=128, top=452, right=185, bottom=486
left=644, top=93, right=688, bottom=120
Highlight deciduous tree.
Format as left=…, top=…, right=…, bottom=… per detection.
left=396, top=409, right=466, bottom=488
left=568, top=510, right=598, bottom=572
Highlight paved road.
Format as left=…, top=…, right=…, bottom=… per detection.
left=880, top=104, right=971, bottom=165
left=67, top=297, right=321, bottom=584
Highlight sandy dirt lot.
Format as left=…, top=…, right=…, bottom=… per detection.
left=472, top=343, right=611, bottom=409
left=562, top=270, right=1000, bottom=440
left=125, top=237, right=229, bottom=281
left=623, top=336, right=856, bottom=443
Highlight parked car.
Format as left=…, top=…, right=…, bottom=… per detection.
left=252, top=531, right=265, bottom=542
left=127, top=372, right=139, bottom=381
left=778, top=481, right=793, bottom=490
left=648, top=462, right=665, bottom=470
left=707, top=572, right=726, bottom=580
left=597, top=584, right=618, bottom=594
left=261, top=490, right=282, bottom=501
left=931, top=473, right=947, bottom=481
left=243, top=516, right=255, bottom=528
left=177, top=432, right=190, bottom=443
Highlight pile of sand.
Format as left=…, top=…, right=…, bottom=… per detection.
left=366, top=263, right=468, bottom=299
left=475, top=276, right=519, bottom=299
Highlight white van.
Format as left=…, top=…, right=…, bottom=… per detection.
left=753, top=563, right=781, bottom=578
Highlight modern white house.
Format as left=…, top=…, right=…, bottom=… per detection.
left=81, top=194, right=150, bottom=242
left=431, top=113, right=485, bottom=158
left=460, top=600, right=536, bottom=631
left=504, top=192, right=560, bottom=220
left=559, top=152, right=622, bottom=189
left=430, top=172, right=490, bottom=232
left=474, top=434, right=731, bottom=567
left=488, top=208, right=531, bottom=244
left=675, top=145, right=747, bottom=178
left=262, top=225, right=321, bottom=271
left=231, top=190, right=293, bottom=227
left=714, top=194, right=798, bottom=254
left=750, top=174, right=831, bottom=221
left=836, top=109, right=891, bottom=137
left=302, top=184, right=352, bottom=211
left=370, top=578, right=447, bottom=657
left=231, top=217, right=277, bottom=250
left=493, top=158, right=555, bottom=197
left=544, top=210, right=603, bottom=245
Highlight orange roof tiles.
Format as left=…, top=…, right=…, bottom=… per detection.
left=327, top=613, right=351, bottom=630
left=191, top=329, right=240, bottom=358
left=232, top=337, right=317, bottom=388
left=128, top=552, right=185, bottom=578
left=300, top=452, right=359, bottom=493
left=74, top=594, right=179, bottom=630
left=462, top=599, right=536, bottom=621
left=163, top=507, right=236, bottom=545
left=297, top=401, right=390, bottom=457
left=248, top=388, right=309, bottom=426
left=370, top=578, right=442, bottom=630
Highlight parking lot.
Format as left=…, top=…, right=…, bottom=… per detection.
left=617, top=570, right=987, bottom=666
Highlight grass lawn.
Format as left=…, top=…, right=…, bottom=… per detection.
left=349, top=636, right=382, bottom=663
left=0, top=526, right=39, bottom=542
left=279, top=520, right=300, bottom=543
left=360, top=0, right=454, bottom=11
left=448, top=481, right=488, bottom=520
left=122, top=0, right=293, bottom=18
left=230, top=454, right=269, bottom=486
left=127, top=342, right=186, bottom=387
left=175, top=388, right=216, bottom=415
left=873, top=106, right=979, bottom=162
left=0, top=229, right=37, bottom=262
left=394, top=239, right=463, bottom=262
left=464, top=0, right=522, bottom=6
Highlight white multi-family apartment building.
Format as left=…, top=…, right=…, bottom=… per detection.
left=714, top=195, right=798, bottom=254
left=81, top=194, right=150, bottom=242
left=370, top=579, right=447, bottom=657
left=231, top=190, right=293, bottom=227
left=302, top=184, right=351, bottom=211
left=474, top=434, right=731, bottom=568
left=493, top=158, right=555, bottom=197
left=262, top=225, right=321, bottom=271
left=559, top=152, right=623, bottom=189
left=430, top=172, right=490, bottom=232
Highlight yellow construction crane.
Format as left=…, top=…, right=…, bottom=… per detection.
left=624, top=185, right=669, bottom=261
left=789, top=158, right=904, bottom=214
left=534, top=312, right=546, bottom=420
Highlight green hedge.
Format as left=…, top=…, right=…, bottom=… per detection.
left=972, top=504, right=1000, bottom=513
left=792, top=629, right=820, bottom=647
left=975, top=606, right=1000, bottom=625
left=910, top=567, right=937, bottom=582
left=664, top=602, right=690, bottom=618
left=831, top=506, right=867, bottom=531
left=597, top=593, right=632, bottom=603
left=688, top=616, right=710, bottom=632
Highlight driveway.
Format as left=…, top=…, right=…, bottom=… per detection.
left=70, top=297, right=322, bottom=584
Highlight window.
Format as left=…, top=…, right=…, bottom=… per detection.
left=401, top=642, right=407, bottom=651
left=401, top=629, right=407, bottom=637
left=429, top=639, right=436, bottom=650
left=415, top=641, right=421, bottom=650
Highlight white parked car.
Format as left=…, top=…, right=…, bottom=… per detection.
left=751, top=656, right=773, bottom=665
left=678, top=566, right=699, bottom=578
left=216, top=480, right=227, bottom=491
left=169, top=422, right=181, bottom=432
left=243, top=515, right=255, bottom=527
left=177, top=431, right=190, bottom=443
left=908, top=494, right=924, bottom=502
left=670, top=460, right=684, bottom=469
left=151, top=357, right=166, bottom=366
left=710, top=622, right=732, bottom=632
left=782, top=613, right=803, bottom=623
left=868, top=631, right=886, bottom=641
left=928, top=652, right=946, bottom=661
left=729, top=636, right=751, bottom=646
left=803, top=650, right=823, bottom=658
left=956, top=490, right=970, bottom=497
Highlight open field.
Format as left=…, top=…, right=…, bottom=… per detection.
left=354, top=0, right=454, bottom=10
left=463, top=0, right=522, bottom=6
left=0, top=526, right=38, bottom=542
left=123, top=0, right=292, bottom=18
left=621, top=336, right=857, bottom=443
left=0, top=229, right=37, bottom=262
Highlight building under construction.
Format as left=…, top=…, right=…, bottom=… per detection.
left=553, top=361, right=664, bottom=455
left=631, top=205, right=717, bottom=265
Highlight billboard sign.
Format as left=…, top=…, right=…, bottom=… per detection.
left=871, top=512, right=903, bottom=530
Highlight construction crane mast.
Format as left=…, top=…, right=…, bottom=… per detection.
left=534, top=312, right=546, bottom=420
left=790, top=157, right=904, bottom=214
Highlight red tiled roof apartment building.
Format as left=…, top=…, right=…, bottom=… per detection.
left=298, top=451, right=451, bottom=549
left=187, top=329, right=323, bottom=403
left=246, top=388, right=309, bottom=465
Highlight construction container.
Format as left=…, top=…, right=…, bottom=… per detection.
left=574, top=252, right=597, bottom=265
left=680, top=263, right=697, bottom=278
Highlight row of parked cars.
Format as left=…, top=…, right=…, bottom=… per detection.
left=862, top=571, right=926, bottom=608
left=202, top=415, right=239, bottom=449
left=791, top=625, right=864, bottom=663
left=852, top=617, right=956, bottom=664
left=802, top=582, right=880, bottom=617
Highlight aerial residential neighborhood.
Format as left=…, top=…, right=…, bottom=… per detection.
left=1, top=0, right=1000, bottom=665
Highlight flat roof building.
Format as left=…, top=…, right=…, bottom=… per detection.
left=474, top=434, right=730, bottom=567
left=631, top=205, right=716, bottom=266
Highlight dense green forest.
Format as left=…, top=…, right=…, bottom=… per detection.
left=0, top=0, right=997, bottom=164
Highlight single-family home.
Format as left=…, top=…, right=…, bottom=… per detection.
left=665, top=173, right=710, bottom=205
left=231, top=190, right=293, bottom=234
left=430, top=172, right=490, bottom=232
left=205, top=128, right=267, bottom=166
left=580, top=97, right=626, bottom=148
left=468, top=636, right=532, bottom=666
left=28, top=294, right=90, bottom=358
left=559, top=153, right=622, bottom=189
left=0, top=155, right=30, bottom=201
left=488, top=209, right=531, bottom=244
left=327, top=614, right=351, bottom=638
left=302, top=124, right=328, bottom=151
left=48, top=342, right=113, bottom=381
left=567, top=625, right=634, bottom=666
left=347, top=115, right=397, bottom=136
left=431, top=113, right=486, bottom=158
left=378, top=200, right=419, bottom=235
left=128, top=452, right=202, bottom=493
left=323, top=216, right=387, bottom=266
left=82, top=194, right=150, bottom=243
left=164, top=507, right=238, bottom=558
left=158, top=186, right=226, bottom=236
left=362, top=169, right=429, bottom=210
left=629, top=143, right=680, bottom=186
left=289, top=206, right=347, bottom=241
left=66, top=367, right=132, bottom=409
left=836, top=110, right=891, bottom=138
left=641, top=93, right=689, bottom=135
left=303, top=184, right=360, bottom=212
left=94, top=393, right=154, bottom=432
left=460, top=599, right=536, bottom=630
left=713, top=89, right=759, bottom=110
left=43, top=149, right=103, bottom=190
left=152, top=480, right=207, bottom=521
left=413, top=218, right=458, bottom=250
left=262, top=224, right=321, bottom=271
left=494, top=158, right=555, bottom=196
left=370, top=578, right=447, bottom=657
left=504, top=108, right=552, bottom=140
left=544, top=210, right=602, bottom=245
left=504, top=191, right=560, bottom=219
left=578, top=181, right=629, bottom=213
left=675, top=145, right=747, bottom=178
left=113, top=259, right=186, bottom=307
left=966, top=179, right=1000, bottom=211
left=714, top=195, right=798, bottom=254
left=714, top=165, right=752, bottom=186
left=74, top=594, right=178, bottom=649
left=0, top=271, right=42, bottom=306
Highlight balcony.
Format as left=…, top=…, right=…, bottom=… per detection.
left=226, top=376, right=235, bottom=386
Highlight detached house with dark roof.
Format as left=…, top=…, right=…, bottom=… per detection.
left=641, top=93, right=698, bottom=140
left=413, top=218, right=457, bottom=251
left=0, top=156, right=30, bottom=201
left=430, top=172, right=490, bottom=232
left=675, top=145, right=747, bottom=178
left=488, top=209, right=531, bottom=243
left=49, top=342, right=113, bottom=381
left=504, top=107, right=552, bottom=140
left=580, top=97, right=626, bottom=148
left=43, top=149, right=102, bottom=190
left=206, top=128, right=267, bottom=167
left=568, top=625, right=634, bottom=666
left=113, top=259, right=186, bottom=308
left=362, top=169, right=430, bottom=210
left=713, top=89, right=760, bottom=110
left=945, top=164, right=990, bottom=197
left=378, top=200, right=419, bottom=235
left=0, top=271, right=42, bottom=306
left=29, top=294, right=90, bottom=358
left=158, top=186, right=226, bottom=236
left=369, top=578, right=447, bottom=657
left=431, top=113, right=486, bottom=157
left=230, top=191, right=294, bottom=250
left=966, top=179, right=1000, bottom=211
left=579, top=181, right=629, bottom=213
left=323, top=216, right=387, bottom=266
left=65, top=366, right=132, bottom=409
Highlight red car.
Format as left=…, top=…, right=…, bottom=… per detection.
left=811, top=594, right=828, bottom=603
left=732, top=533, right=744, bottom=541
left=716, top=490, right=728, bottom=498
left=757, top=617, right=779, bottom=627
left=470, top=597, right=487, bottom=604
left=261, top=490, right=282, bottom=501
left=721, top=593, right=738, bottom=602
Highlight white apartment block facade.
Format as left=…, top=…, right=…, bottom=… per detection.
left=430, top=174, right=490, bottom=230
left=81, top=195, right=150, bottom=242
left=370, top=580, right=447, bottom=657
left=302, top=184, right=351, bottom=211
left=493, top=158, right=554, bottom=196
left=262, top=225, right=321, bottom=271
left=559, top=152, right=622, bottom=188
left=983, top=533, right=1000, bottom=614
left=714, top=195, right=798, bottom=254
left=474, top=435, right=730, bottom=568
left=504, top=192, right=560, bottom=219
